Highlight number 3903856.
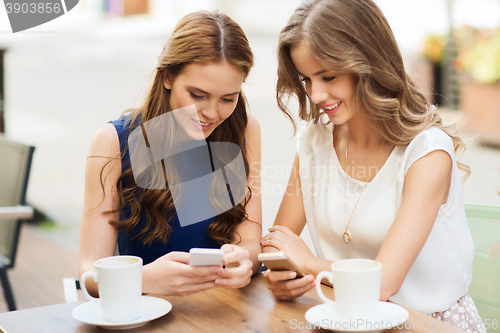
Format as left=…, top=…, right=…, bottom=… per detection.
left=5, top=3, right=62, bottom=14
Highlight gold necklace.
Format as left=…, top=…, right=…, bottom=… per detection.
left=342, top=133, right=386, bottom=244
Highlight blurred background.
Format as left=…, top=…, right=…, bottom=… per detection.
left=0, top=0, right=499, bottom=312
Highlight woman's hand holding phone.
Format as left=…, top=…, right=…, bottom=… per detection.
left=214, top=244, right=253, bottom=289
left=142, top=246, right=253, bottom=295
left=142, top=251, right=223, bottom=296
left=260, top=226, right=317, bottom=270
left=260, top=226, right=317, bottom=300
left=263, top=269, right=315, bottom=301
left=259, top=251, right=315, bottom=301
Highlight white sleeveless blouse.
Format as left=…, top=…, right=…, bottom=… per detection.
left=297, top=118, right=474, bottom=314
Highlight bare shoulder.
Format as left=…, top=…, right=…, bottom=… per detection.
left=88, top=123, right=120, bottom=158
left=244, top=114, right=261, bottom=157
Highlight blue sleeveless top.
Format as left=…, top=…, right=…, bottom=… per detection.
left=110, top=113, right=220, bottom=265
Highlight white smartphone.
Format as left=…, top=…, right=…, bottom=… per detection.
left=189, top=248, right=224, bottom=267
left=258, top=251, right=306, bottom=278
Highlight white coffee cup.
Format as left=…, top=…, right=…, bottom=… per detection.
left=316, top=258, right=381, bottom=322
left=80, top=255, right=143, bottom=322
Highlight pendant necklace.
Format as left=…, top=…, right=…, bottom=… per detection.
left=342, top=133, right=386, bottom=244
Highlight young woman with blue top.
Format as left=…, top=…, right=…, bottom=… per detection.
left=79, top=11, right=262, bottom=297
left=261, top=1, right=485, bottom=331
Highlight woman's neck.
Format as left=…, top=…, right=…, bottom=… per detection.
left=334, top=113, right=393, bottom=182
left=337, top=114, right=384, bottom=148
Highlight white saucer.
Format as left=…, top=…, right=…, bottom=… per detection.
left=72, top=296, right=172, bottom=330
left=305, top=302, right=409, bottom=332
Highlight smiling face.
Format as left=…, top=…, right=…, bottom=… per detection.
left=290, top=40, right=359, bottom=125
left=164, top=60, right=246, bottom=141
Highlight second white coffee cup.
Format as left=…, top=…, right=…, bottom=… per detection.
left=316, top=258, right=381, bottom=322
left=80, top=255, right=143, bottom=322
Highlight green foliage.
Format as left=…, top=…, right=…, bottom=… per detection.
left=462, top=29, right=500, bottom=84
left=422, top=34, right=445, bottom=64
left=422, top=26, right=500, bottom=84
left=38, top=219, right=57, bottom=230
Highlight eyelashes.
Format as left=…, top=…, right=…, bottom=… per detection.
left=189, top=92, right=235, bottom=103
left=299, top=76, right=336, bottom=82
left=190, top=92, right=203, bottom=99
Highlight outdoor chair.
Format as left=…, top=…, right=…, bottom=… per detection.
left=0, top=134, right=35, bottom=311
left=464, top=203, right=500, bottom=330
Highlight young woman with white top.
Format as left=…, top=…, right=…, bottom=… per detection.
left=260, top=1, right=484, bottom=331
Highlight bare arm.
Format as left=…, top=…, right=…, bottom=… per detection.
left=260, top=153, right=325, bottom=299
left=232, top=113, right=263, bottom=274
left=215, top=114, right=263, bottom=288
left=78, top=123, right=122, bottom=297
left=263, top=153, right=332, bottom=275
left=376, top=150, right=452, bottom=301
left=271, top=152, right=307, bottom=236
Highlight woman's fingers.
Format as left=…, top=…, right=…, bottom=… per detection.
left=215, top=271, right=252, bottom=288
left=184, top=272, right=221, bottom=284
left=221, top=245, right=249, bottom=266
left=263, top=270, right=315, bottom=300
left=271, top=275, right=315, bottom=292
left=276, top=282, right=314, bottom=300
left=164, top=251, right=190, bottom=264
left=219, top=259, right=252, bottom=277
left=263, top=269, right=296, bottom=282
left=262, top=230, right=285, bottom=241
left=260, top=238, right=284, bottom=250
left=215, top=258, right=253, bottom=288
left=260, top=229, right=292, bottom=247
left=166, top=263, right=222, bottom=283
left=268, top=225, right=295, bottom=237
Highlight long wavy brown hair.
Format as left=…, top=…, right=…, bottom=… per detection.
left=277, top=0, right=470, bottom=177
left=102, top=11, right=254, bottom=246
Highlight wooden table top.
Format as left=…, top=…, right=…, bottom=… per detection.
left=0, top=273, right=464, bottom=333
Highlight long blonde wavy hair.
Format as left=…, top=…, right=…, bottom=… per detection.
left=101, top=10, right=254, bottom=246
left=277, top=0, right=470, bottom=177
